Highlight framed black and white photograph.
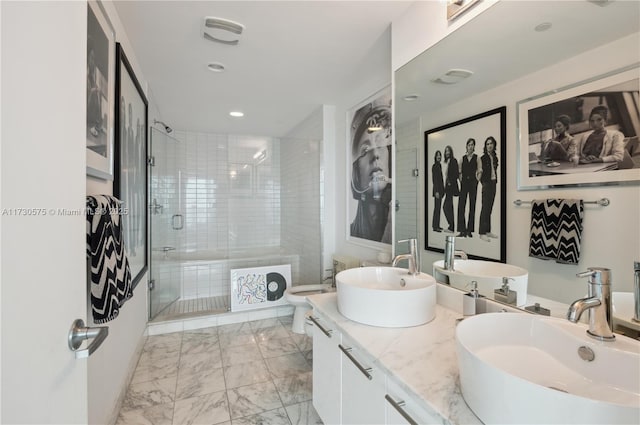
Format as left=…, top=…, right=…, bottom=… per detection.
left=86, top=0, right=115, bottom=180
left=425, top=106, right=506, bottom=262
left=517, top=65, right=640, bottom=190
left=346, top=86, right=392, bottom=248
left=114, top=43, right=148, bottom=288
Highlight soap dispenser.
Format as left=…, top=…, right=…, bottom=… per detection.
left=494, top=277, right=517, bottom=305
left=463, top=281, right=485, bottom=316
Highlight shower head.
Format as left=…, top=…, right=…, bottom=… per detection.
left=153, top=119, right=173, bottom=134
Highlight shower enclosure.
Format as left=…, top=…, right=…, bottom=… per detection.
left=148, top=129, right=322, bottom=321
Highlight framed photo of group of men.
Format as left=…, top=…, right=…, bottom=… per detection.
left=424, top=107, right=506, bottom=262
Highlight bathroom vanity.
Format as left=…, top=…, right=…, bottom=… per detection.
left=307, top=291, right=481, bottom=425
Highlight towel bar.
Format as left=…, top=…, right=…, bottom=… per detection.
left=513, top=198, right=610, bottom=207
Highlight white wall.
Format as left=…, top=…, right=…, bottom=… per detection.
left=396, top=31, right=640, bottom=304
left=86, top=2, right=149, bottom=424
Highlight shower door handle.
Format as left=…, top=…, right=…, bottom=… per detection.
left=172, top=214, right=183, bottom=230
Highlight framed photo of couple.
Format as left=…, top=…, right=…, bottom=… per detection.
left=517, top=65, right=640, bottom=190
left=424, top=107, right=506, bottom=263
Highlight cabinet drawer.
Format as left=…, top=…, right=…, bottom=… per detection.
left=311, top=313, right=341, bottom=425
left=341, top=336, right=386, bottom=424
left=385, top=379, right=441, bottom=425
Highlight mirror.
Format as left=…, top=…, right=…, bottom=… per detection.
left=394, top=0, right=640, bottom=313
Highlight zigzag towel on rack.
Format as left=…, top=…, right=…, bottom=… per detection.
left=529, top=199, right=584, bottom=265
left=86, top=195, right=133, bottom=323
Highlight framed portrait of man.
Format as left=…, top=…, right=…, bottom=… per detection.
left=347, top=86, right=392, bottom=248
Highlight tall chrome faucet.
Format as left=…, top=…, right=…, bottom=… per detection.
left=567, top=267, right=615, bottom=341
left=392, top=238, right=420, bottom=276
left=443, top=236, right=468, bottom=271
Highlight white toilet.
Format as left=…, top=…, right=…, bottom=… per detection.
left=285, top=283, right=332, bottom=334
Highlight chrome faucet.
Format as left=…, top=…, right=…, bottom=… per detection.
left=633, top=261, right=640, bottom=323
left=567, top=267, right=615, bottom=341
left=392, top=238, right=420, bottom=276
left=443, top=235, right=468, bottom=271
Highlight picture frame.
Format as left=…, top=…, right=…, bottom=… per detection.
left=346, top=85, right=393, bottom=248
left=424, top=107, right=506, bottom=262
left=114, top=43, right=148, bottom=289
left=230, top=264, right=291, bottom=312
left=447, top=0, right=481, bottom=21
left=86, top=0, right=115, bottom=180
left=517, top=65, right=640, bottom=190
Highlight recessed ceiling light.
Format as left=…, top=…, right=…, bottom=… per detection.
left=403, top=94, right=419, bottom=101
left=207, top=62, right=225, bottom=72
left=534, top=22, right=552, bottom=32
left=229, top=111, right=244, bottom=117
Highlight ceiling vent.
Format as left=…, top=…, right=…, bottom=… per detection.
left=202, top=17, right=245, bottom=46
left=432, top=69, right=474, bottom=85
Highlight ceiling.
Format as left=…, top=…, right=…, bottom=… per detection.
left=113, top=1, right=413, bottom=137
left=395, top=0, right=640, bottom=125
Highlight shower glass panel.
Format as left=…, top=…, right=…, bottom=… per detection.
left=149, top=127, right=181, bottom=319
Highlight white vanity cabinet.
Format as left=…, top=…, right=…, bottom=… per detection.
left=340, top=334, right=386, bottom=424
left=310, top=314, right=341, bottom=425
left=385, top=378, right=441, bottom=425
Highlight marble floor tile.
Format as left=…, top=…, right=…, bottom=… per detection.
left=172, top=390, right=230, bottom=425
left=254, top=325, right=290, bottom=341
left=223, top=360, right=271, bottom=389
left=285, top=401, right=323, bottom=425
left=175, top=366, right=226, bottom=400
left=144, top=332, right=183, bottom=351
left=232, top=407, right=292, bottom=425
left=180, top=335, right=220, bottom=356
left=115, top=402, right=174, bottom=425
left=290, top=334, right=313, bottom=352
left=184, top=325, right=218, bottom=335
left=121, top=376, right=176, bottom=411
left=217, top=321, right=253, bottom=334
left=257, top=336, right=300, bottom=358
left=226, top=381, right=283, bottom=419
left=273, top=371, right=313, bottom=406
left=249, top=318, right=282, bottom=332
left=221, top=343, right=262, bottom=367
left=265, top=353, right=312, bottom=378
left=179, top=350, right=223, bottom=375
left=131, top=355, right=180, bottom=384
left=117, top=315, right=322, bottom=424
left=138, top=342, right=182, bottom=367
left=218, top=330, right=256, bottom=348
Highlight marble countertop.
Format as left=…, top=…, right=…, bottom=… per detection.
left=307, top=292, right=481, bottom=425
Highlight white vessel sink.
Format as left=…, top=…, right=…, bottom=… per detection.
left=433, top=259, right=528, bottom=306
left=336, top=267, right=436, bottom=327
left=613, top=292, right=640, bottom=332
left=456, top=313, right=640, bottom=424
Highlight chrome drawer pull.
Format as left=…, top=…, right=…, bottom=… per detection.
left=385, top=394, right=418, bottom=425
left=309, top=316, right=333, bottom=338
left=339, top=344, right=372, bottom=380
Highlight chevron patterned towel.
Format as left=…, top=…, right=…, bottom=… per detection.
left=529, top=199, right=584, bottom=265
left=86, top=195, right=133, bottom=323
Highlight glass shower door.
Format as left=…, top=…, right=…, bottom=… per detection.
left=149, top=127, right=181, bottom=319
